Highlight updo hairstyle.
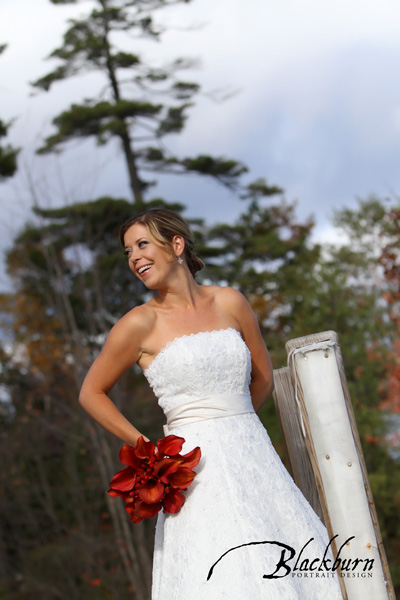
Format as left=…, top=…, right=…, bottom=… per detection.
left=119, top=208, right=205, bottom=278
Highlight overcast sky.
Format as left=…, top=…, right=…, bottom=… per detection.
left=1, top=0, right=400, bottom=288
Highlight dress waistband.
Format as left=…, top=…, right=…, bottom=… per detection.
left=163, top=392, right=254, bottom=435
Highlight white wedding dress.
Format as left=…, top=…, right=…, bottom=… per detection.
left=143, top=328, right=342, bottom=600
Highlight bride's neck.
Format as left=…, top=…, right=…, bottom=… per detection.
left=154, top=274, right=202, bottom=309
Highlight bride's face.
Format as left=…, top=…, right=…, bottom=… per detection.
left=123, top=223, right=177, bottom=288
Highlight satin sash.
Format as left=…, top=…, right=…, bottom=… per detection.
left=163, top=392, right=254, bottom=435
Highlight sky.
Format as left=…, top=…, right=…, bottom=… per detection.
left=1, top=0, right=400, bottom=289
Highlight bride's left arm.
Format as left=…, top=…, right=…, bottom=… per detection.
left=219, top=288, right=274, bottom=412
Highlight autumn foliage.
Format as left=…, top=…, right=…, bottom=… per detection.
left=378, top=208, right=400, bottom=419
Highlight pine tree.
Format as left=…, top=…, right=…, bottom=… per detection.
left=0, top=44, right=19, bottom=180
left=32, top=0, right=247, bottom=207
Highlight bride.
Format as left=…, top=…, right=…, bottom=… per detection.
left=79, top=208, right=342, bottom=599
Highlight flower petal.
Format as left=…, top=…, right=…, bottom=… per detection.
left=167, top=467, right=196, bottom=489
left=133, top=500, right=163, bottom=519
left=153, top=457, right=180, bottom=481
left=119, top=445, right=143, bottom=469
left=163, top=488, right=185, bottom=513
left=135, top=435, right=156, bottom=460
left=179, top=446, right=201, bottom=469
left=135, top=436, right=156, bottom=460
left=156, top=435, right=185, bottom=458
left=124, top=502, right=143, bottom=524
left=109, top=467, right=136, bottom=492
left=107, top=488, right=129, bottom=498
left=129, top=513, right=143, bottom=524
left=138, top=479, right=165, bottom=504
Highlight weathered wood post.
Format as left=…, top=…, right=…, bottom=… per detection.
left=272, top=330, right=395, bottom=600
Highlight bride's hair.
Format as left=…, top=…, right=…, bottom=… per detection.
left=119, top=208, right=205, bottom=278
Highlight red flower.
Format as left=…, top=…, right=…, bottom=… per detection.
left=107, top=435, right=201, bottom=523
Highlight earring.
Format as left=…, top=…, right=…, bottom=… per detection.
left=177, top=255, right=183, bottom=265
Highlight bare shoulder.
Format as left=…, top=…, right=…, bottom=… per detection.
left=210, top=285, right=261, bottom=338
left=82, top=304, right=156, bottom=395
left=211, top=285, right=250, bottom=313
left=107, top=303, right=155, bottom=349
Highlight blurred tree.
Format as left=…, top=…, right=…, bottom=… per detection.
left=2, top=0, right=398, bottom=592
left=1, top=199, right=160, bottom=598
left=330, top=198, right=399, bottom=428
left=319, top=197, right=400, bottom=590
left=203, top=184, right=315, bottom=351
left=0, top=180, right=314, bottom=597
left=377, top=204, right=400, bottom=419
left=0, top=44, right=19, bottom=180
left=203, top=194, right=398, bottom=436
left=2, top=189, right=400, bottom=595
left=32, top=0, right=247, bottom=207
left=201, top=194, right=400, bottom=592
left=1, top=3, right=282, bottom=593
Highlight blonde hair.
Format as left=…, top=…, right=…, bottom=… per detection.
left=119, top=208, right=205, bottom=278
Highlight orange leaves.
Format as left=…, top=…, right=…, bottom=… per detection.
left=379, top=339, right=400, bottom=415
left=376, top=208, right=400, bottom=415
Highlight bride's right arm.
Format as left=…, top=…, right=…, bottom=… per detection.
left=79, top=309, right=149, bottom=446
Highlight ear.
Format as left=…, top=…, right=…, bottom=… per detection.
left=172, top=235, right=185, bottom=257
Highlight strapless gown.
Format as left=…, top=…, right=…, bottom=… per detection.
left=143, top=328, right=342, bottom=600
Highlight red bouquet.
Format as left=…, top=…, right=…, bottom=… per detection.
left=107, top=435, right=201, bottom=524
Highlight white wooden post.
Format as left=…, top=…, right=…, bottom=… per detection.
left=283, top=330, right=395, bottom=600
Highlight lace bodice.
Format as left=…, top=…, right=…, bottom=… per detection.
left=143, top=328, right=252, bottom=413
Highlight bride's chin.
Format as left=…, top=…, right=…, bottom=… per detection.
left=141, top=277, right=159, bottom=290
